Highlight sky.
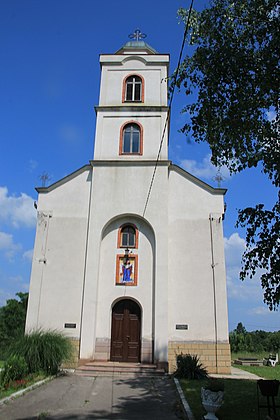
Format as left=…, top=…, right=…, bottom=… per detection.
left=0, top=0, right=279, bottom=332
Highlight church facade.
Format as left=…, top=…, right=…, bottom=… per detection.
left=25, top=36, right=231, bottom=373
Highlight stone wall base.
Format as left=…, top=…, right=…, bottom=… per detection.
left=168, top=341, right=231, bottom=374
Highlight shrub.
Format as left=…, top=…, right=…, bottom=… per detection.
left=11, top=330, right=73, bottom=375
left=175, top=353, right=208, bottom=379
left=0, top=355, right=28, bottom=387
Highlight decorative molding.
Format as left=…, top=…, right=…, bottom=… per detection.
left=94, top=105, right=169, bottom=114
left=90, top=159, right=171, bottom=167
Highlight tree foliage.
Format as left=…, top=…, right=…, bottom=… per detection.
left=173, top=0, right=279, bottom=309
left=0, top=292, right=28, bottom=359
left=230, top=322, right=280, bottom=353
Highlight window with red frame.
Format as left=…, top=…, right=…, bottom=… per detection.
left=125, top=76, right=142, bottom=102
left=122, top=123, right=140, bottom=154
left=120, top=225, right=136, bottom=247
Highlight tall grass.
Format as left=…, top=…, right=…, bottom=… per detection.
left=11, top=330, right=73, bottom=375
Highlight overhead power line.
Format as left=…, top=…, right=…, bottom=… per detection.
left=142, top=0, right=194, bottom=218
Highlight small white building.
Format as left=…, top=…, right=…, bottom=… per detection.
left=26, top=36, right=231, bottom=373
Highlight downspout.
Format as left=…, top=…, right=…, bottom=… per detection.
left=36, top=211, right=52, bottom=328
left=79, top=167, right=94, bottom=359
left=209, top=213, right=218, bottom=373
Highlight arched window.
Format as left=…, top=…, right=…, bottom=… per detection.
left=118, top=224, right=138, bottom=248
left=120, top=122, right=143, bottom=155
left=123, top=75, right=143, bottom=102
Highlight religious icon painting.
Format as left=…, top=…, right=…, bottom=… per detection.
left=116, top=254, right=138, bottom=286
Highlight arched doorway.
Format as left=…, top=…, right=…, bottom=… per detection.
left=110, top=299, right=141, bottom=363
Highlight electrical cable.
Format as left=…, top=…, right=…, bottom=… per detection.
left=142, top=0, right=194, bottom=218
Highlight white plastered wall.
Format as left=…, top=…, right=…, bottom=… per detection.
left=94, top=54, right=169, bottom=161
left=99, top=55, right=168, bottom=107
left=79, top=162, right=169, bottom=363
left=25, top=168, right=92, bottom=339
left=93, top=111, right=168, bottom=160
left=167, top=168, right=229, bottom=344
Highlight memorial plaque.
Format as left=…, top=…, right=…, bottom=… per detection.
left=176, top=324, right=188, bottom=330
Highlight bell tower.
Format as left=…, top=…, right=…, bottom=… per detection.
left=93, top=30, right=169, bottom=161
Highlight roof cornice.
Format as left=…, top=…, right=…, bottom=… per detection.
left=170, top=164, right=227, bottom=195
left=34, top=161, right=226, bottom=196
left=35, top=164, right=91, bottom=193
left=90, top=160, right=171, bottom=167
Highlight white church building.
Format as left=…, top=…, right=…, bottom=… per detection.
left=26, top=33, right=231, bottom=374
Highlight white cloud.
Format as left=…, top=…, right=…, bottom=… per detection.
left=0, top=186, right=36, bottom=228
left=23, top=248, right=34, bottom=262
left=224, top=232, right=261, bottom=301
left=248, top=306, right=271, bottom=316
left=0, top=231, right=16, bottom=250
left=224, top=232, right=246, bottom=267
left=0, top=231, right=21, bottom=259
left=179, top=154, right=230, bottom=181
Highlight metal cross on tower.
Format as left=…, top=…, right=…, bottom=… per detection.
left=129, top=29, right=147, bottom=41
left=213, top=168, right=224, bottom=188
left=39, top=172, right=51, bottom=187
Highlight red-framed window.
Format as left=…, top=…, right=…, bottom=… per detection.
left=118, top=224, right=139, bottom=248
left=122, top=74, right=144, bottom=103
left=119, top=121, right=143, bottom=155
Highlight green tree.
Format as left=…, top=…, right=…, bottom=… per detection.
left=236, top=322, right=246, bottom=335
left=0, top=292, right=28, bottom=359
left=173, top=0, right=279, bottom=309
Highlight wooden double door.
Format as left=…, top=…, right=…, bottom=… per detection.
left=110, top=299, right=141, bottom=363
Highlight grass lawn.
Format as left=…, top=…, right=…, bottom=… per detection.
left=232, top=352, right=280, bottom=380
left=234, top=363, right=280, bottom=380
left=180, top=378, right=259, bottom=419
left=180, top=377, right=280, bottom=420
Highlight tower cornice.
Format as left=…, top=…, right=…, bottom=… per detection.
left=94, top=105, right=169, bottom=114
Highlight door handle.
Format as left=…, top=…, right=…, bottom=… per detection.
left=126, top=335, right=130, bottom=339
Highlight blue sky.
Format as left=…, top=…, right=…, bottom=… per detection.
left=0, top=0, right=278, bottom=332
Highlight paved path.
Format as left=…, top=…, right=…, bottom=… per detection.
left=210, top=366, right=263, bottom=380
left=0, top=374, right=183, bottom=419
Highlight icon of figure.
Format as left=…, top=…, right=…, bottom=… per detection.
left=122, top=259, right=133, bottom=282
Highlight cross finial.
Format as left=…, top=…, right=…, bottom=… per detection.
left=39, top=171, right=51, bottom=187
left=212, top=168, right=224, bottom=188
left=129, top=29, right=147, bottom=41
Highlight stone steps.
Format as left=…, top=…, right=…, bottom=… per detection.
left=75, top=361, right=166, bottom=377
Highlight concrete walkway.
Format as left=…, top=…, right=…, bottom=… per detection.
left=0, top=373, right=184, bottom=419
left=210, top=366, right=263, bottom=380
